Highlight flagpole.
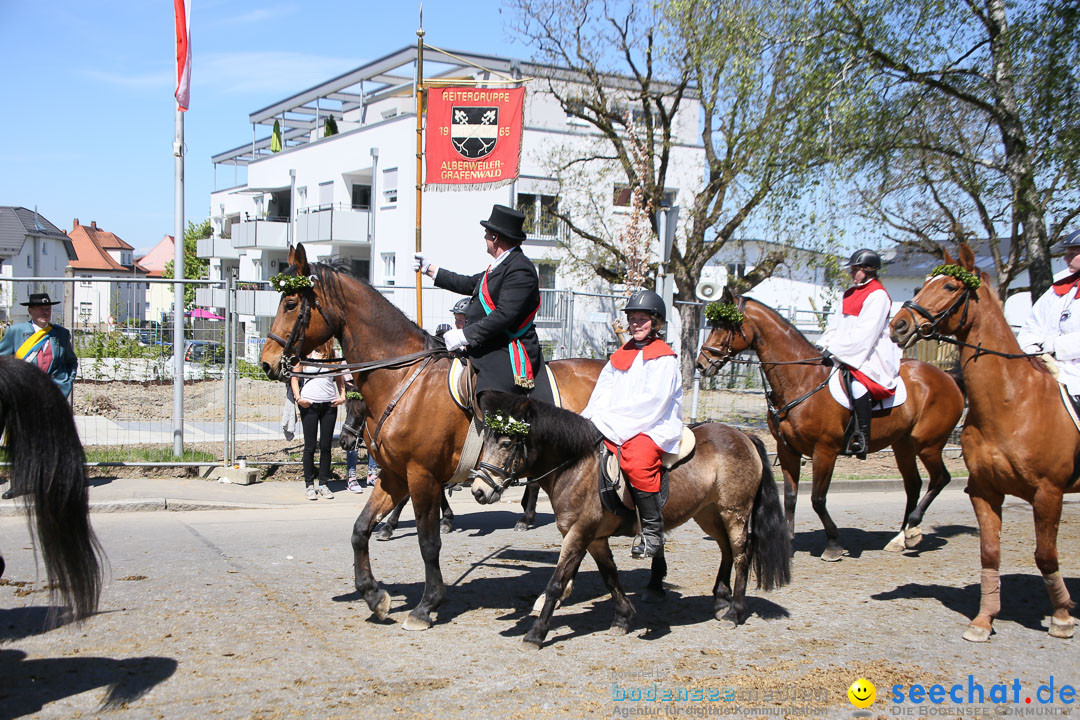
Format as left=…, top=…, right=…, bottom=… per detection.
left=414, top=17, right=425, bottom=329
left=173, top=107, right=185, bottom=458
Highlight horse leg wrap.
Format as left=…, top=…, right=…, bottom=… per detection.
left=1043, top=572, right=1075, bottom=611
left=979, top=568, right=1001, bottom=618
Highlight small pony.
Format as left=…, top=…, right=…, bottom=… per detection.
left=471, top=391, right=791, bottom=648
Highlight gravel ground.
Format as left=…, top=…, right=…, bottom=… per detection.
left=1, top=486, right=1078, bottom=719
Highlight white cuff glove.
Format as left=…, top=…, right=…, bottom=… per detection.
left=443, top=328, right=468, bottom=351
left=411, top=253, right=431, bottom=274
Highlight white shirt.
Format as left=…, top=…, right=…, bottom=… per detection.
left=580, top=348, right=683, bottom=452
left=819, top=284, right=902, bottom=390
left=299, top=366, right=339, bottom=403
left=1018, top=268, right=1080, bottom=395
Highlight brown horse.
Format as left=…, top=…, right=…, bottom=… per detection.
left=890, top=244, right=1079, bottom=642
left=260, top=244, right=604, bottom=630
left=696, top=288, right=965, bottom=561
left=471, top=391, right=791, bottom=647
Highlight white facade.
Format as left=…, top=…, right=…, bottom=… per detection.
left=205, top=46, right=705, bottom=358
left=0, top=235, right=70, bottom=324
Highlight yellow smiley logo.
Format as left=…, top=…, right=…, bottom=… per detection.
left=848, top=678, right=876, bottom=709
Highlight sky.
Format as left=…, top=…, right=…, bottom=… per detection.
left=0, top=1, right=527, bottom=256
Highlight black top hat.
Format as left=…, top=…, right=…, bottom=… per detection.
left=21, top=292, right=60, bottom=307
left=480, top=204, right=528, bottom=245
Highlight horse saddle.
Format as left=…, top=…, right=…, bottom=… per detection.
left=598, top=426, right=696, bottom=530
left=447, top=357, right=563, bottom=411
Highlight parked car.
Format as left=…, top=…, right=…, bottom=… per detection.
left=184, top=340, right=225, bottom=364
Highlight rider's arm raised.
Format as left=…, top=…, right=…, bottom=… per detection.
left=434, top=268, right=484, bottom=296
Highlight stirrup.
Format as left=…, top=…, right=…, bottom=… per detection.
left=845, top=432, right=867, bottom=456
left=631, top=534, right=663, bottom=559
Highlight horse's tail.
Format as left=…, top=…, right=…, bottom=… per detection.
left=747, top=434, right=791, bottom=591
left=0, top=357, right=102, bottom=620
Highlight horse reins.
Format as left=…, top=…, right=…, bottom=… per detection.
left=469, top=436, right=602, bottom=495
left=901, top=287, right=1043, bottom=361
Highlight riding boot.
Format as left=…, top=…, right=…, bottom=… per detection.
left=629, top=486, right=664, bottom=559
left=846, top=393, right=872, bottom=460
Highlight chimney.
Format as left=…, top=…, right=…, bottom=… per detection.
left=73, top=218, right=79, bottom=230
left=90, top=221, right=97, bottom=230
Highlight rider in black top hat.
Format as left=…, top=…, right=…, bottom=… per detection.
left=413, top=204, right=553, bottom=402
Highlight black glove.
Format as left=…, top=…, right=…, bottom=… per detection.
left=819, top=348, right=834, bottom=367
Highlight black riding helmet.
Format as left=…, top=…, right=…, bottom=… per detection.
left=451, top=298, right=470, bottom=315
left=844, top=248, right=882, bottom=271
left=1051, top=228, right=1080, bottom=253
left=624, top=289, right=666, bottom=323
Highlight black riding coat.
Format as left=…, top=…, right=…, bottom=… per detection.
left=434, top=247, right=553, bottom=402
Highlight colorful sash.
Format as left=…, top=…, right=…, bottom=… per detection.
left=15, top=324, right=52, bottom=364
left=479, top=267, right=540, bottom=389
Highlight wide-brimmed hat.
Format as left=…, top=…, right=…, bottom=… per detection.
left=21, top=292, right=60, bottom=307
left=479, top=204, right=527, bottom=244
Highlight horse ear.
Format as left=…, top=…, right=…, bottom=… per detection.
left=941, top=244, right=956, bottom=266
left=721, top=286, right=735, bottom=304
left=290, top=243, right=310, bottom=276
left=958, top=243, right=976, bottom=271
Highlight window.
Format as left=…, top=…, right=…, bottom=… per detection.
left=81, top=279, right=93, bottom=288
left=536, top=261, right=557, bottom=289
left=79, top=302, right=92, bottom=322
left=381, top=252, right=396, bottom=286
left=613, top=185, right=676, bottom=209
left=611, top=102, right=648, bottom=127
left=565, top=98, right=590, bottom=124
left=382, top=168, right=398, bottom=204
left=42, top=243, right=47, bottom=255
left=351, top=184, right=372, bottom=210
left=726, top=263, right=746, bottom=280
left=517, top=193, right=560, bottom=238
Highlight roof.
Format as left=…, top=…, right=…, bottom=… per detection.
left=136, top=234, right=175, bottom=277
left=0, top=206, right=77, bottom=260
left=67, top=219, right=148, bottom=274
left=212, top=45, right=694, bottom=167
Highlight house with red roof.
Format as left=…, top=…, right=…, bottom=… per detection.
left=136, top=234, right=176, bottom=324
left=67, top=219, right=148, bottom=327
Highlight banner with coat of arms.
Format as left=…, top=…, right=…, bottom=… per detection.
left=425, top=86, right=525, bottom=191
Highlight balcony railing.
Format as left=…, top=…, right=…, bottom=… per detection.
left=197, top=236, right=241, bottom=260
left=536, top=288, right=568, bottom=325
left=294, top=204, right=370, bottom=245
left=233, top=216, right=290, bottom=249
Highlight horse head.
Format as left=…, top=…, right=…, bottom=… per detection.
left=470, top=391, right=538, bottom=504
left=891, top=243, right=984, bottom=349
left=696, top=287, right=751, bottom=377
left=340, top=387, right=367, bottom=452
left=261, top=243, right=340, bottom=380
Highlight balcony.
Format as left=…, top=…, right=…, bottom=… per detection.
left=197, top=235, right=241, bottom=260
left=233, top=216, right=290, bottom=249
left=294, top=204, right=370, bottom=245
left=536, top=288, right=568, bottom=326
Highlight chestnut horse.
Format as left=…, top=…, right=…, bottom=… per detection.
left=696, top=288, right=965, bottom=561
left=0, top=356, right=102, bottom=622
left=260, top=244, right=604, bottom=630
left=471, top=391, right=790, bottom=647
left=891, top=244, right=1079, bottom=642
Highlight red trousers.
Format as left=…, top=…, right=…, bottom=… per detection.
left=604, top=433, right=663, bottom=493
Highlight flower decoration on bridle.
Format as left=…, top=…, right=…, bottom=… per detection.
left=269, top=273, right=315, bottom=294
left=929, top=264, right=981, bottom=290
left=704, top=301, right=744, bottom=326
left=483, top=412, right=530, bottom=438
left=345, top=390, right=363, bottom=401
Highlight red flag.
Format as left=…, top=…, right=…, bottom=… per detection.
left=425, top=86, right=525, bottom=190
left=173, top=0, right=190, bottom=111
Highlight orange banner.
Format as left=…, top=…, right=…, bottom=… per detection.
left=425, top=86, right=525, bottom=190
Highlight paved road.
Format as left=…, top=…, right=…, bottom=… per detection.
left=2, top=485, right=1078, bottom=719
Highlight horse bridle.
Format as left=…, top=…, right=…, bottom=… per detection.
left=469, top=436, right=528, bottom=495
left=899, top=281, right=973, bottom=341
left=267, top=279, right=326, bottom=373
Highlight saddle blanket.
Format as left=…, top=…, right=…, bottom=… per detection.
left=827, top=368, right=907, bottom=411
left=448, top=358, right=562, bottom=411
left=1057, top=383, right=1080, bottom=435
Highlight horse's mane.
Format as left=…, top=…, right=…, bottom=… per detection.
left=741, top=296, right=816, bottom=348
left=483, top=392, right=602, bottom=462
left=286, top=259, right=442, bottom=350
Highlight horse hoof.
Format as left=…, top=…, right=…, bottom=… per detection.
left=402, top=613, right=432, bottom=632
left=440, top=521, right=453, bottom=534
left=821, top=545, right=846, bottom=562
left=884, top=531, right=906, bottom=553
left=714, top=610, right=740, bottom=629
left=962, top=624, right=992, bottom=643
left=1049, top=617, right=1076, bottom=639
left=514, top=521, right=531, bottom=532
left=374, top=525, right=394, bottom=542
left=522, top=633, right=544, bottom=648
left=642, top=588, right=665, bottom=604
left=608, top=624, right=630, bottom=636
left=372, top=590, right=392, bottom=621
left=905, top=526, right=923, bottom=548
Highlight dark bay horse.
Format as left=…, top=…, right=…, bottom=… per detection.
left=339, top=392, right=541, bottom=540
left=891, top=244, right=1079, bottom=642
left=696, top=288, right=965, bottom=561
left=0, top=357, right=102, bottom=622
left=260, top=243, right=604, bottom=630
left=471, top=391, right=790, bottom=647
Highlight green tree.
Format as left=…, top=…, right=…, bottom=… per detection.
left=163, top=219, right=211, bottom=309
left=825, top=0, right=1080, bottom=298
left=323, top=115, right=338, bottom=137
left=511, top=0, right=845, bottom=380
